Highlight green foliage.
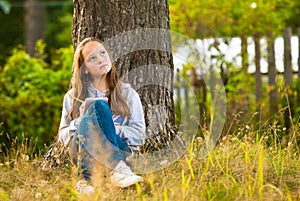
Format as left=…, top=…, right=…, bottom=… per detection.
left=0, top=41, right=73, bottom=148
left=289, top=79, right=300, bottom=122
left=170, top=0, right=232, bottom=38
left=169, top=0, right=296, bottom=38
left=228, top=0, right=294, bottom=37
left=287, top=1, right=300, bottom=32
left=45, top=3, right=73, bottom=52
left=277, top=77, right=300, bottom=124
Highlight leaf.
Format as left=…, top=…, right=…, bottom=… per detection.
left=0, top=0, right=11, bottom=14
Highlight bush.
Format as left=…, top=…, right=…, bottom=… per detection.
left=0, top=42, right=73, bottom=149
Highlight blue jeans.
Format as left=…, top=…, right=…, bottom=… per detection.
left=70, top=100, right=131, bottom=181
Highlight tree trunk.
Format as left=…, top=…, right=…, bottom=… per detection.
left=72, top=0, right=176, bottom=151
left=24, top=0, right=45, bottom=57
left=267, top=31, right=278, bottom=114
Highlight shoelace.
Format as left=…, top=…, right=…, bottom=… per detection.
left=111, top=166, right=134, bottom=176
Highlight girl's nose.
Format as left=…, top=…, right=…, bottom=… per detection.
left=97, top=55, right=104, bottom=63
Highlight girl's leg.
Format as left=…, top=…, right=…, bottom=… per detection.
left=69, top=117, right=97, bottom=181
left=70, top=100, right=130, bottom=181
left=93, top=100, right=131, bottom=153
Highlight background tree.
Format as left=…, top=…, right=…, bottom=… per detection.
left=72, top=0, right=176, bottom=150
left=0, top=0, right=73, bottom=65
left=24, top=0, right=45, bottom=57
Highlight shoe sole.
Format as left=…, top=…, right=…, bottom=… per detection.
left=112, top=176, right=143, bottom=188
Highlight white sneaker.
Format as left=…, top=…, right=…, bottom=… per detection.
left=111, top=160, right=143, bottom=188
left=75, top=180, right=95, bottom=194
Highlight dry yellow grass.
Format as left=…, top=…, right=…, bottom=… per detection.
left=0, top=121, right=299, bottom=201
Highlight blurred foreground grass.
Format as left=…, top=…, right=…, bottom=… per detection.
left=0, top=120, right=299, bottom=201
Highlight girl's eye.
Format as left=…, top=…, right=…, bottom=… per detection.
left=100, top=51, right=106, bottom=56
left=88, top=56, right=95, bottom=61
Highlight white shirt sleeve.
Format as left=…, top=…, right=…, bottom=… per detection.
left=116, top=89, right=146, bottom=147
left=58, top=91, right=81, bottom=146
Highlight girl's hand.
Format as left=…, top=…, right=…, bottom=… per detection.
left=80, top=97, right=109, bottom=117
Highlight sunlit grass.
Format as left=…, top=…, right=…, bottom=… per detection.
left=0, top=119, right=299, bottom=201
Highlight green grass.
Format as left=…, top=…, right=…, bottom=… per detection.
left=0, top=121, right=299, bottom=201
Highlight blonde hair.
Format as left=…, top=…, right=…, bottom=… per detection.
left=70, top=37, right=130, bottom=119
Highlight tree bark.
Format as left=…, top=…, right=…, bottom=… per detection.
left=72, top=0, right=176, bottom=151
left=24, top=0, right=45, bottom=57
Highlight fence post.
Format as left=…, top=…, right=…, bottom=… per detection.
left=283, top=27, right=293, bottom=129
left=283, top=27, right=293, bottom=85
left=267, top=31, right=278, bottom=114
left=297, top=28, right=300, bottom=105
left=184, top=78, right=189, bottom=113
left=254, top=33, right=262, bottom=104
left=176, top=69, right=181, bottom=103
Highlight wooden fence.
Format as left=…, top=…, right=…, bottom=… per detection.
left=174, top=27, right=300, bottom=128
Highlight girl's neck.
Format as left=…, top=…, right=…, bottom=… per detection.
left=92, top=77, right=109, bottom=92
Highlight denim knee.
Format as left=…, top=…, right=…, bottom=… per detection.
left=94, top=100, right=110, bottom=112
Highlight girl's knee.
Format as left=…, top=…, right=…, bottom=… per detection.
left=94, top=100, right=112, bottom=116
left=94, top=99, right=109, bottom=108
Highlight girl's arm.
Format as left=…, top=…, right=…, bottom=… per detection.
left=58, top=91, right=80, bottom=146
left=115, top=90, right=146, bottom=148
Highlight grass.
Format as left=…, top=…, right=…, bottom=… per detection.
left=0, top=119, right=299, bottom=201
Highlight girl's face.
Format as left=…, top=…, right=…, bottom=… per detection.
left=82, top=41, right=112, bottom=80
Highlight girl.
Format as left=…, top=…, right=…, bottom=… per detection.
left=58, top=37, right=146, bottom=194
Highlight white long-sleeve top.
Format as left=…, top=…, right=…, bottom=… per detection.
left=58, top=82, right=146, bottom=150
